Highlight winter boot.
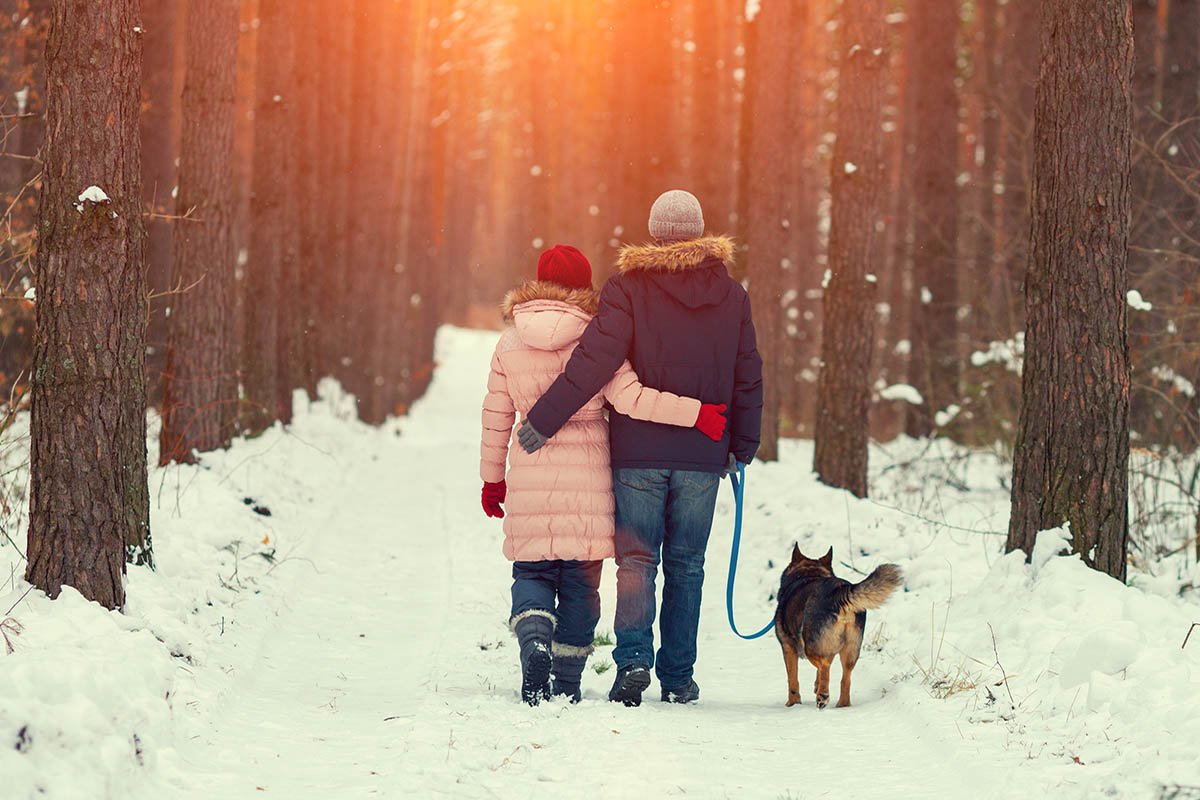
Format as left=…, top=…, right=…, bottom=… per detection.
left=511, top=611, right=554, bottom=706
left=661, top=679, right=701, bottom=704
left=550, top=642, right=594, bottom=703
left=607, top=664, right=652, bottom=707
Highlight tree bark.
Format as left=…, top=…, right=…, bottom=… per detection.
left=139, top=0, right=179, bottom=403
left=971, top=0, right=1005, bottom=343
left=316, top=0, right=354, bottom=384
left=739, top=2, right=797, bottom=462
left=346, top=0, right=402, bottom=423
left=905, top=0, right=961, bottom=436
left=242, top=0, right=294, bottom=433
left=292, top=0, right=322, bottom=398
left=1007, top=0, right=1133, bottom=583
left=997, top=0, right=1039, bottom=336
left=159, top=0, right=240, bottom=465
left=26, top=0, right=150, bottom=607
left=813, top=1, right=887, bottom=497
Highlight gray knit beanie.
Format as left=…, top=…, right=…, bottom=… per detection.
left=648, top=190, right=704, bottom=242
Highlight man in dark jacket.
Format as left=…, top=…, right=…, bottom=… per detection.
left=518, top=189, right=764, bottom=706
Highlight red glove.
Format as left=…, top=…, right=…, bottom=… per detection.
left=482, top=480, right=507, bottom=518
left=695, top=403, right=727, bottom=441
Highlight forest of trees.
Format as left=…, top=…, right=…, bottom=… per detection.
left=0, top=0, right=1196, bottom=604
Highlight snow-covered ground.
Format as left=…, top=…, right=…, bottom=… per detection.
left=1, top=326, right=1198, bottom=799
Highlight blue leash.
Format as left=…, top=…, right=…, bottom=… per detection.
left=725, top=463, right=775, bottom=640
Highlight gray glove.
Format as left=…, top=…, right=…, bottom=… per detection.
left=725, top=453, right=742, bottom=476
left=517, top=419, right=549, bottom=454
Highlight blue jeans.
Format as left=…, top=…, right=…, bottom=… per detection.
left=611, top=468, right=721, bottom=689
left=510, top=560, right=602, bottom=649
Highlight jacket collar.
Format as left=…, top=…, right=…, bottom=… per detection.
left=501, top=280, right=599, bottom=323
left=616, top=235, right=736, bottom=274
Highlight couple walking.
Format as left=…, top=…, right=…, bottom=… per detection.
left=479, top=190, right=764, bottom=706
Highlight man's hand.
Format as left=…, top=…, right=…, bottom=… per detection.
left=517, top=419, right=549, bottom=454
left=724, top=453, right=745, bottom=476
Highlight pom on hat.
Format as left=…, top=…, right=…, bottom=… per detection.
left=537, top=245, right=593, bottom=290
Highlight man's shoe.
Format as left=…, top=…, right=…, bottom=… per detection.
left=608, top=665, right=652, bottom=707
left=661, top=679, right=700, bottom=704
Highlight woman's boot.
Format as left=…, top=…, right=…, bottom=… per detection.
left=511, top=610, right=554, bottom=705
left=551, top=642, right=594, bottom=703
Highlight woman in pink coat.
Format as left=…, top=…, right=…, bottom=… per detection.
left=480, top=245, right=727, bottom=704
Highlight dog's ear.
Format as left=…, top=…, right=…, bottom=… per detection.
left=820, top=546, right=834, bottom=568
left=791, top=542, right=802, bottom=562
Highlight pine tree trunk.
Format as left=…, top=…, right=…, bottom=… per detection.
left=972, top=0, right=1005, bottom=343
left=997, top=0, right=1039, bottom=336
left=243, top=0, right=294, bottom=433
left=346, top=0, right=401, bottom=423
left=905, top=0, right=961, bottom=436
left=292, top=0, right=322, bottom=398
left=316, top=0, right=355, bottom=384
left=26, top=0, right=150, bottom=607
left=1007, top=0, right=1133, bottom=583
left=613, top=0, right=677, bottom=239
left=159, top=0, right=240, bottom=465
left=813, top=1, right=887, bottom=497
left=140, top=0, right=179, bottom=403
left=740, top=2, right=797, bottom=462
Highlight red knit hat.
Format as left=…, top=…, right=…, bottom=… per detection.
left=537, top=245, right=592, bottom=290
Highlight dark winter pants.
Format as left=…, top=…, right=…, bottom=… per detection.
left=510, top=559, right=602, bottom=649
left=610, top=468, right=721, bottom=689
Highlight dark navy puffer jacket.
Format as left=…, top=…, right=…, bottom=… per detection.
left=526, top=235, right=764, bottom=473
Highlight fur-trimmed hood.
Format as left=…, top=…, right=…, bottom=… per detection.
left=501, top=280, right=599, bottom=322
left=616, top=235, right=736, bottom=274
left=500, top=280, right=600, bottom=352
left=614, top=235, right=739, bottom=311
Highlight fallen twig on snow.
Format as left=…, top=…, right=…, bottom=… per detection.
left=988, top=622, right=1017, bottom=714
left=1, top=616, right=23, bottom=654
left=1183, top=622, right=1198, bottom=650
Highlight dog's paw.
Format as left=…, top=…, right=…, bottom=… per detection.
left=836, top=698, right=851, bottom=709
left=786, top=695, right=801, bottom=707
left=816, top=694, right=829, bottom=710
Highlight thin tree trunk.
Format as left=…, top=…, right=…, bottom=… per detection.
left=26, top=0, right=150, bottom=606
left=997, top=0, right=1039, bottom=337
left=1007, top=0, right=1133, bottom=582
left=159, top=0, right=240, bottom=465
left=243, top=0, right=294, bottom=433
left=740, top=2, right=796, bottom=462
left=346, top=0, right=401, bottom=423
left=293, top=0, right=322, bottom=398
left=140, top=0, right=179, bottom=405
left=813, top=1, right=887, bottom=497
left=972, top=0, right=1003, bottom=344
left=905, top=0, right=961, bottom=436
left=316, top=0, right=354, bottom=386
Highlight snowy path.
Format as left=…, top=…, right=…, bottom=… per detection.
left=149, top=330, right=1073, bottom=799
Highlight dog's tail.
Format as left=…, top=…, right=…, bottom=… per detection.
left=842, top=564, right=903, bottom=612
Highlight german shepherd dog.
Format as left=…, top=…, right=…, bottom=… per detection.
left=774, top=545, right=903, bottom=709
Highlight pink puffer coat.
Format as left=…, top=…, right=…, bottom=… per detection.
left=480, top=281, right=702, bottom=562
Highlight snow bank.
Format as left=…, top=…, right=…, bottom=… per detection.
left=2, top=327, right=1198, bottom=799
left=0, top=380, right=373, bottom=799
